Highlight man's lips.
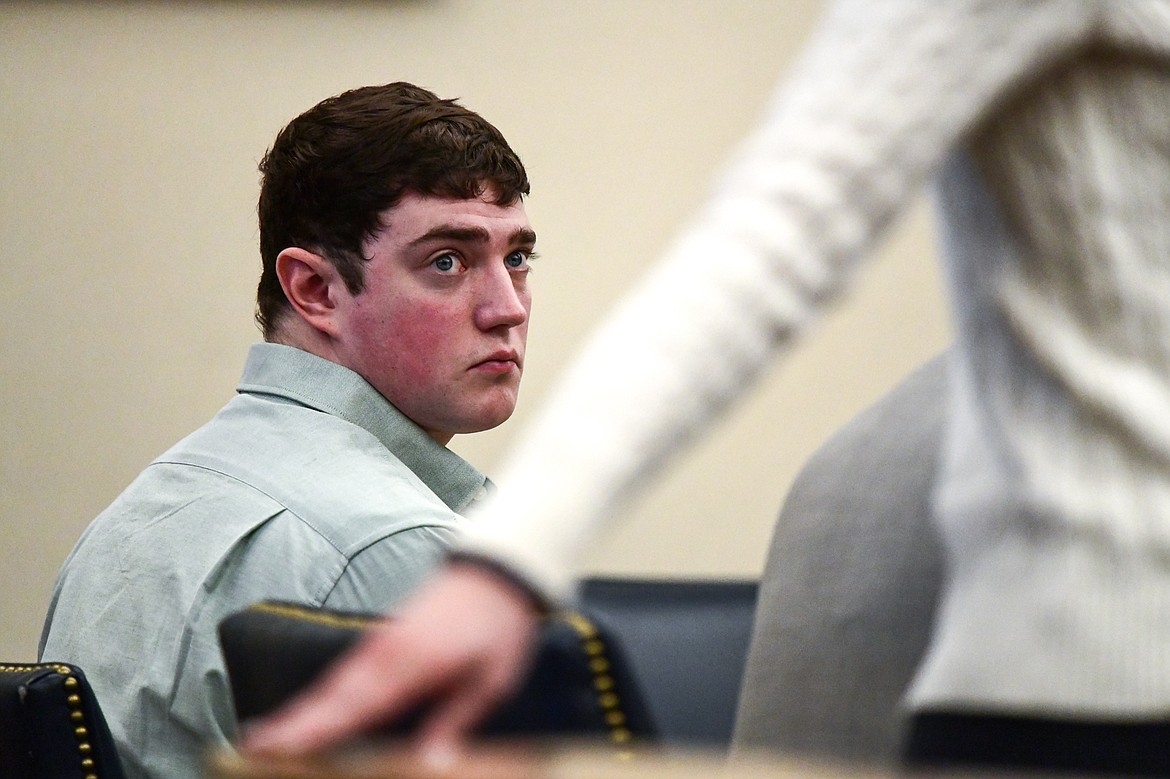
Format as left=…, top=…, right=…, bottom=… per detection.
left=471, top=351, right=522, bottom=372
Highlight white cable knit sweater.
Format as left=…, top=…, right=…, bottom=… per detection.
left=458, top=0, right=1170, bottom=717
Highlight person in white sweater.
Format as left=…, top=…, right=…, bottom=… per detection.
left=245, top=1, right=1170, bottom=772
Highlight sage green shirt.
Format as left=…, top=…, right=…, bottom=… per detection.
left=39, top=343, right=489, bottom=779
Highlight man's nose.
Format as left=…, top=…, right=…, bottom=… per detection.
left=474, top=266, right=529, bottom=330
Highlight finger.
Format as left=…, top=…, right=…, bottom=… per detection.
left=414, top=674, right=507, bottom=768
left=242, top=628, right=425, bottom=756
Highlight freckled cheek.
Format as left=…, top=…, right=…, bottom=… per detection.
left=375, top=308, right=457, bottom=383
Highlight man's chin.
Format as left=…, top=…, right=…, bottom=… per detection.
left=446, top=400, right=519, bottom=436
left=468, top=408, right=515, bottom=434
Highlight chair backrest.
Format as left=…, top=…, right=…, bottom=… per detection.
left=0, top=662, right=125, bottom=779
left=733, top=354, right=947, bottom=762
left=218, top=601, right=656, bottom=749
left=577, top=576, right=759, bottom=749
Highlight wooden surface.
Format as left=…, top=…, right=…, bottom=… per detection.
left=206, top=741, right=904, bottom=779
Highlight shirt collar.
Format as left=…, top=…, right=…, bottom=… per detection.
left=236, top=343, right=488, bottom=514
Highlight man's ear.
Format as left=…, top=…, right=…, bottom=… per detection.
left=275, top=247, right=345, bottom=339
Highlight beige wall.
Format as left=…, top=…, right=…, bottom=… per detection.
left=0, top=1, right=950, bottom=660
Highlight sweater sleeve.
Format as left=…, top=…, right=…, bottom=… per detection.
left=456, top=0, right=1096, bottom=602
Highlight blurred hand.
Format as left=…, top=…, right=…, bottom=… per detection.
left=239, top=561, right=542, bottom=765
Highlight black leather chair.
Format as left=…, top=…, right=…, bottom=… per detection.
left=218, top=577, right=757, bottom=753
left=218, top=601, right=656, bottom=749
left=0, top=661, right=125, bottom=779
left=578, top=576, right=759, bottom=749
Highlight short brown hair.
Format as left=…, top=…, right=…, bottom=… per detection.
left=255, top=82, right=530, bottom=338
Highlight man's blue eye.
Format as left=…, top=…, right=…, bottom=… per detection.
left=505, top=251, right=529, bottom=269
left=433, top=254, right=457, bottom=272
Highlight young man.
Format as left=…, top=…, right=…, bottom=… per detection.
left=38, top=82, right=536, bottom=779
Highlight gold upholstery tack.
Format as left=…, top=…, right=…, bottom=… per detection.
left=554, top=610, right=643, bottom=752
left=0, top=665, right=107, bottom=779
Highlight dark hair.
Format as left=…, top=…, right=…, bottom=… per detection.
left=255, top=82, right=530, bottom=338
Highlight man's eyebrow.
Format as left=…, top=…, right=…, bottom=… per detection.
left=408, top=225, right=537, bottom=248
